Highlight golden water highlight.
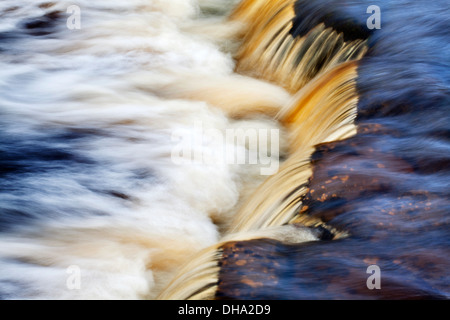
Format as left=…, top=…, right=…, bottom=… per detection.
left=157, top=0, right=364, bottom=300
left=150, top=73, right=292, bottom=119
left=231, top=0, right=367, bottom=92
left=228, top=61, right=359, bottom=234
left=157, top=62, right=361, bottom=300
left=157, top=224, right=319, bottom=300
left=157, top=244, right=223, bottom=300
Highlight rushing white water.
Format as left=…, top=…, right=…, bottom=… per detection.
left=0, top=0, right=296, bottom=299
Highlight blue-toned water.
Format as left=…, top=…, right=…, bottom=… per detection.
left=0, top=0, right=448, bottom=300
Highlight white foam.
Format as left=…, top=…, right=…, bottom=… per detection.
left=0, top=0, right=288, bottom=299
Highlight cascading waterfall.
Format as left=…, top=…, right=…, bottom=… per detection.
left=0, top=0, right=286, bottom=299
left=0, top=0, right=448, bottom=300
left=158, top=0, right=450, bottom=300
left=157, top=0, right=367, bottom=300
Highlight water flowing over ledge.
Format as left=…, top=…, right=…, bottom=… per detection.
left=0, top=0, right=449, bottom=300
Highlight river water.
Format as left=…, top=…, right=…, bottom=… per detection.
left=0, top=0, right=448, bottom=299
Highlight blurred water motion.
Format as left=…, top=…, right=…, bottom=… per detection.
left=0, top=0, right=448, bottom=300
